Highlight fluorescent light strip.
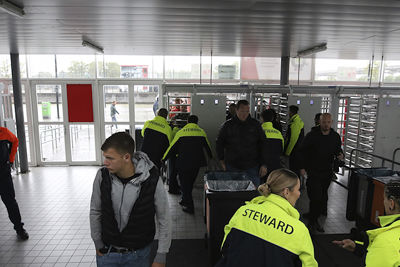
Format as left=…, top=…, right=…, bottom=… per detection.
left=297, top=43, right=327, bottom=57
left=0, top=0, right=25, bottom=18
left=82, top=40, right=104, bottom=54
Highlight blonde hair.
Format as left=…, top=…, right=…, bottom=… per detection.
left=258, top=169, right=299, bottom=197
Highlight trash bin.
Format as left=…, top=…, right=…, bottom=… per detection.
left=41, top=102, right=51, bottom=120
left=204, top=171, right=259, bottom=266
left=370, top=175, right=400, bottom=226
left=346, top=167, right=398, bottom=230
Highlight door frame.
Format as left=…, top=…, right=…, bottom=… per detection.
left=30, top=79, right=100, bottom=165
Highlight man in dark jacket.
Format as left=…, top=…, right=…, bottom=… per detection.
left=0, top=127, right=29, bottom=240
left=299, top=113, right=344, bottom=233
left=163, top=115, right=212, bottom=214
left=260, top=109, right=284, bottom=180
left=90, top=132, right=171, bottom=267
left=216, top=100, right=267, bottom=186
left=141, top=108, right=172, bottom=169
left=284, top=105, right=304, bottom=178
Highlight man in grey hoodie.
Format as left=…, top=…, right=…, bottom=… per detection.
left=90, top=132, right=171, bottom=267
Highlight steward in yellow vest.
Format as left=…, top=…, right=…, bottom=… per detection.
left=260, top=109, right=284, bottom=177
left=216, top=169, right=317, bottom=267
left=163, top=115, right=212, bottom=214
left=141, top=108, right=172, bottom=169
left=334, top=181, right=400, bottom=267
left=284, top=105, right=304, bottom=177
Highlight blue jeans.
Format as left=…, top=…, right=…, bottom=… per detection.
left=226, top=164, right=260, bottom=187
left=96, top=244, right=151, bottom=267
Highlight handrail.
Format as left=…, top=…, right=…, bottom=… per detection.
left=392, top=148, right=400, bottom=170
left=349, top=148, right=400, bottom=170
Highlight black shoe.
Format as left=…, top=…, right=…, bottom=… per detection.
left=16, top=228, right=29, bottom=240
left=182, top=206, right=194, bottom=214
left=168, top=189, right=181, bottom=195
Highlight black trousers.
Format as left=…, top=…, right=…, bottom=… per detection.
left=306, top=171, right=332, bottom=222
left=177, top=167, right=200, bottom=210
left=289, top=152, right=301, bottom=178
left=168, top=156, right=180, bottom=192
left=0, top=164, right=24, bottom=231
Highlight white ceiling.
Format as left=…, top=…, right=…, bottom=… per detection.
left=1, top=0, right=400, bottom=59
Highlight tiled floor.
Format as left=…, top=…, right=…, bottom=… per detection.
left=0, top=166, right=354, bottom=266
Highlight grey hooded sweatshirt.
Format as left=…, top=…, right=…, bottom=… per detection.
left=90, top=151, right=171, bottom=264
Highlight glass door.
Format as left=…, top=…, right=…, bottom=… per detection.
left=98, top=82, right=135, bottom=148
left=0, top=80, right=35, bottom=165
left=31, top=81, right=99, bottom=165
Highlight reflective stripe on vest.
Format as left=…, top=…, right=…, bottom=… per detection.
left=163, top=123, right=211, bottom=159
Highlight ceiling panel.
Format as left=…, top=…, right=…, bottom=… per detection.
left=1, top=0, right=400, bottom=59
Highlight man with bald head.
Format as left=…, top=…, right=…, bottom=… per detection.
left=299, top=113, right=344, bottom=233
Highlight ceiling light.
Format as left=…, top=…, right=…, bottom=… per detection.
left=82, top=39, right=104, bottom=54
left=0, top=0, right=25, bottom=18
left=297, top=43, right=327, bottom=57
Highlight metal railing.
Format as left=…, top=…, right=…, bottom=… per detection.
left=349, top=148, right=400, bottom=170
left=392, top=148, right=400, bottom=170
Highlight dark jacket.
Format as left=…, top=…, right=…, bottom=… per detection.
left=141, top=116, right=172, bottom=168
left=299, top=127, right=342, bottom=173
left=216, top=115, right=265, bottom=170
left=163, top=123, right=212, bottom=171
left=261, top=122, right=284, bottom=173
left=100, top=167, right=158, bottom=249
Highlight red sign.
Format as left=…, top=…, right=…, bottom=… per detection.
left=66, top=84, right=94, bottom=122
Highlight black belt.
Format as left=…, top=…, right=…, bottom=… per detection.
left=100, top=246, right=134, bottom=254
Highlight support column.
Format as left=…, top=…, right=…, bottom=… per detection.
left=10, top=53, right=28, bottom=173
left=280, top=56, right=290, bottom=85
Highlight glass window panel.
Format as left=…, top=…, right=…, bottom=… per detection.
left=36, top=85, right=63, bottom=122
left=103, top=85, right=129, bottom=122
left=0, top=55, right=11, bottom=78
left=39, top=124, right=66, bottom=162
left=104, top=124, right=131, bottom=139
left=315, top=59, right=370, bottom=82
left=98, top=55, right=163, bottom=79
left=56, top=55, right=96, bottom=78
left=289, top=58, right=312, bottom=81
left=70, top=124, right=96, bottom=161
left=213, top=57, right=240, bottom=80
left=24, top=124, right=31, bottom=163
left=165, top=56, right=201, bottom=79
left=240, top=57, right=281, bottom=80
left=28, top=55, right=56, bottom=78
left=383, top=61, right=400, bottom=83
left=7, top=84, right=28, bottom=122
left=134, top=85, right=159, bottom=125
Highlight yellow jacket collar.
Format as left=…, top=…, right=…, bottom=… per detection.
left=184, top=123, right=199, bottom=128
left=367, top=214, right=400, bottom=240
left=378, top=213, right=400, bottom=227
left=261, top=122, right=273, bottom=128
left=249, top=194, right=300, bottom=220
left=155, top=115, right=168, bottom=123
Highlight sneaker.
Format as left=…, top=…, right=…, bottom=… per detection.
left=182, top=205, right=194, bottom=214
left=16, top=228, right=29, bottom=240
